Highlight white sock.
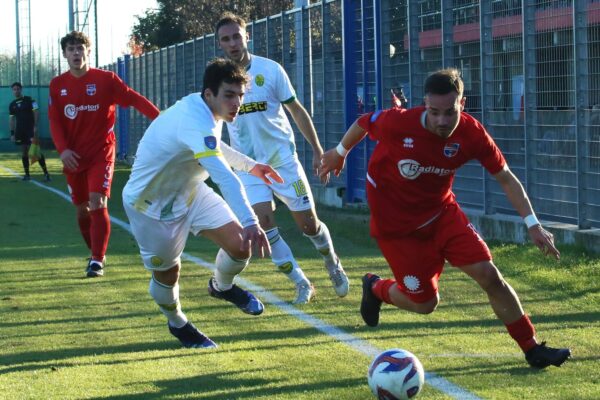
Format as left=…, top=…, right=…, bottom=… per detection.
left=149, top=276, right=187, bottom=328
left=214, top=248, right=248, bottom=291
left=304, top=223, right=338, bottom=267
left=266, top=227, right=309, bottom=285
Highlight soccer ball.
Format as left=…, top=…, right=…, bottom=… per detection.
left=367, top=348, right=425, bottom=400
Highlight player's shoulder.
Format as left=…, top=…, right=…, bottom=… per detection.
left=459, top=111, right=486, bottom=133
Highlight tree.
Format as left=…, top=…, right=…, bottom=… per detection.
left=130, top=0, right=296, bottom=52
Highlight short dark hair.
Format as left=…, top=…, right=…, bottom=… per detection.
left=424, top=68, right=464, bottom=97
left=11, top=82, right=22, bottom=89
left=215, top=12, right=247, bottom=36
left=60, top=31, right=92, bottom=51
left=202, top=58, right=249, bottom=97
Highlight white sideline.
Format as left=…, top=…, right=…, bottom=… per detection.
left=1, top=165, right=483, bottom=400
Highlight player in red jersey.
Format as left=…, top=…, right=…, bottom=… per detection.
left=320, top=68, right=570, bottom=369
left=49, top=31, right=160, bottom=278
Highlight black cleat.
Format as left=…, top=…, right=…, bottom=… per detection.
left=168, top=322, right=217, bottom=349
left=44, top=173, right=51, bottom=182
left=208, top=278, right=264, bottom=315
left=361, top=273, right=382, bottom=327
left=86, top=259, right=104, bottom=277
left=22, top=174, right=31, bottom=181
left=525, top=342, right=571, bottom=368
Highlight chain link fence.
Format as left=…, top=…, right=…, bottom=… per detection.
left=107, top=0, right=600, bottom=229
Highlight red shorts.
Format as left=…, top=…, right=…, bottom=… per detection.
left=375, top=203, right=492, bottom=303
left=66, top=159, right=114, bottom=205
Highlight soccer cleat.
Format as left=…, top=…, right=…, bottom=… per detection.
left=293, top=282, right=315, bottom=304
left=525, top=342, right=571, bottom=368
left=326, top=258, right=350, bottom=297
left=86, top=259, right=104, bottom=278
left=361, top=273, right=383, bottom=327
left=168, top=322, right=217, bottom=349
left=44, top=173, right=51, bottom=182
left=208, top=278, right=264, bottom=315
left=22, top=174, right=30, bottom=181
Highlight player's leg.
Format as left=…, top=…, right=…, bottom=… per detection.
left=274, top=161, right=348, bottom=297
left=19, top=142, right=30, bottom=180
left=239, top=170, right=313, bottom=304
left=85, top=160, right=115, bottom=276
left=191, top=186, right=264, bottom=315
left=361, top=232, right=443, bottom=326
left=37, top=152, right=51, bottom=181
left=66, top=171, right=94, bottom=272
left=123, top=201, right=216, bottom=349
left=445, top=204, right=570, bottom=368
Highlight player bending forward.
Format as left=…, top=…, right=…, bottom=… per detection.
left=123, top=59, right=282, bottom=348
left=320, top=68, right=570, bottom=369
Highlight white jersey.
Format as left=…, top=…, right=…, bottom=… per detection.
left=226, top=54, right=297, bottom=168
left=122, top=93, right=256, bottom=226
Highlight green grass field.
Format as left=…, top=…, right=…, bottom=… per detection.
left=0, top=151, right=599, bottom=400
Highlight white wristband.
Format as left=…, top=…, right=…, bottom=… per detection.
left=524, top=214, right=540, bottom=228
left=336, top=143, right=349, bottom=157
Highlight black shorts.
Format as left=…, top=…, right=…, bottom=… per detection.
left=14, top=132, right=33, bottom=146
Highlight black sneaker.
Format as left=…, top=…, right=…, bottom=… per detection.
left=208, top=278, right=264, bottom=315
left=168, top=322, right=217, bottom=349
left=525, top=342, right=571, bottom=368
left=44, top=173, right=51, bottom=182
left=361, top=273, right=382, bottom=327
left=22, top=174, right=30, bottom=181
left=86, top=259, right=104, bottom=278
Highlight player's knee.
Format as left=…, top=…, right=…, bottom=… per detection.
left=413, top=297, right=439, bottom=314
left=477, top=263, right=505, bottom=292
left=152, top=265, right=180, bottom=286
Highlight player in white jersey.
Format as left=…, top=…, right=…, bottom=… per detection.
left=122, top=59, right=283, bottom=349
left=216, top=12, right=350, bottom=305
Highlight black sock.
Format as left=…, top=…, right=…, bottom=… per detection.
left=39, top=155, right=49, bottom=174
left=21, top=156, right=30, bottom=175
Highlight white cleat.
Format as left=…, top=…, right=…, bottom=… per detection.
left=327, top=259, right=349, bottom=297
left=293, top=282, right=315, bottom=304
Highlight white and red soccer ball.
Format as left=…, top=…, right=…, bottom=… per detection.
left=367, top=348, right=425, bottom=400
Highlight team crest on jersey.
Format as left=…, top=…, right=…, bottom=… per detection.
left=60, top=89, right=67, bottom=96
left=444, top=143, right=460, bottom=157
left=86, top=84, right=96, bottom=96
left=255, top=74, right=265, bottom=87
left=204, top=136, right=217, bottom=149
left=403, top=138, right=414, bottom=148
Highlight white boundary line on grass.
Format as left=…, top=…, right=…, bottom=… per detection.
left=2, top=165, right=483, bottom=400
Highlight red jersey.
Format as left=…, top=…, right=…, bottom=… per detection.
left=358, top=106, right=506, bottom=238
left=49, top=68, right=159, bottom=171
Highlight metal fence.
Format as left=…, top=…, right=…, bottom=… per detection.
left=107, top=0, right=600, bottom=229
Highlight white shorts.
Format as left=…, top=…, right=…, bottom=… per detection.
left=124, top=183, right=237, bottom=271
left=237, top=159, right=315, bottom=212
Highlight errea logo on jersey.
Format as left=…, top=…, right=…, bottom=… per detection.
left=403, top=138, right=414, bottom=148
left=64, top=104, right=100, bottom=119
left=398, top=159, right=453, bottom=180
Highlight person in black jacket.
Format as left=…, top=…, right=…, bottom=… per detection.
left=8, top=82, right=50, bottom=181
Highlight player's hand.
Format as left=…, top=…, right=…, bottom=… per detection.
left=60, top=149, right=81, bottom=171
left=241, top=224, right=271, bottom=258
left=249, top=164, right=284, bottom=184
left=313, top=149, right=330, bottom=185
left=528, top=225, right=560, bottom=260
left=320, top=148, right=346, bottom=179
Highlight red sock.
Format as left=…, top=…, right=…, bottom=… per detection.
left=505, top=314, right=537, bottom=352
left=372, top=278, right=396, bottom=305
left=77, top=212, right=92, bottom=250
left=90, top=208, right=111, bottom=262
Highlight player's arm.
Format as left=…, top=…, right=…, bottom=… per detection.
left=199, top=154, right=271, bottom=257
left=112, top=73, right=160, bottom=120
left=284, top=99, right=328, bottom=184
left=9, top=114, right=15, bottom=142
left=32, top=101, right=39, bottom=141
left=320, top=119, right=369, bottom=179
left=493, top=165, right=560, bottom=260
left=48, top=85, right=80, bottom=170
left=221, top=142, right=283, bottom=184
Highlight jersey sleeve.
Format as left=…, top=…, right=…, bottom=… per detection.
left=357, top=108, right=396, bottom=142
left=276, top=63, right=296, bottom=104
left=110, top=72, right=160, bottom=120
left=48, top=80, right=69, bottom=153
left=8, top=101, right=15, bottom=116
left=475, top=123, right=506, bottom=175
